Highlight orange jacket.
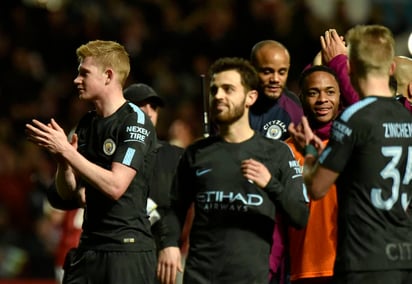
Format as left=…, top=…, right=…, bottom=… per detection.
left=287, top=138, right=338, bottom=280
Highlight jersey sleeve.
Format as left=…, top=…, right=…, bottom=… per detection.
left=47, top=183, right=81, bottom=210
left=327, top=54, right=359, bottom=108
left=113, top=111, right=157, bottom=171
left=319, top=115, right=356, bottom=173
left=158, top=149, right=195, bottom=249
left=265, top=142, right=309, bottom=229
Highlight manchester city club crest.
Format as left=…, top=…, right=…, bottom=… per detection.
left=266, top=125, right=283, bottom=140
left=103, top=138, right=116, bottom=155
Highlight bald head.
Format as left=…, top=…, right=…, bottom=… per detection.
left=250, top=40, right=290, bottom=66
left=250, top=40, right=291, bottom=100
left=393, top=56, right=412, bottom=103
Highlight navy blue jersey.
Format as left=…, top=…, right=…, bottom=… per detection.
left=249, top=89, right=303, bottom=140
left=75, top=102, right=157, bottom=251
left=319, top=96, right=412, bottom=272
left=162, top=133, right=308, bottom=283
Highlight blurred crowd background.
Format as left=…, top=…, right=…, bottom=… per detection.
left=0, top=0, right=411, bottom=280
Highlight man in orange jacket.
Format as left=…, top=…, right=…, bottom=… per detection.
left=287, top=65, right=341, bottom=283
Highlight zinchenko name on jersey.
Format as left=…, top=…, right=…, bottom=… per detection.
left=383, top=123, right=412, bottom=138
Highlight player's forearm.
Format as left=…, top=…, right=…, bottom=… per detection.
left=55, top=161, right=78, bottom=200
left=265, top=177, right=309, bottom=229
left=60, top=146, right=130, bottom=200
left=157, top=210, right=183, bottom=249
left=157, top=197, right=191, bottom=250
left=48, top=183, right=81, bottom=210
left=303, top=156, right=323, bottom=200
left=278, top=190, right=309, bottom=229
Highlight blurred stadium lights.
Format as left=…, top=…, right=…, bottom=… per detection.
left=394, top=30, right=412, bottom=56
left=22, top=0, right=66, bottom=12
left=408, top=32, right=412, bottom=55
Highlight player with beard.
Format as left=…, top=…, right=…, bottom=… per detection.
left=249, top=40, right=303, bottom=141
left=250, top=40, right=305, bottom=284
left=156, top=57, right=309, bottom=284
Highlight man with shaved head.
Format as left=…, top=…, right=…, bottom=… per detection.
left=250, top=40, right=305, bottom=284
left=250, top=40, right=303, bottom=141
left=393, top=56, right=412, bottom=112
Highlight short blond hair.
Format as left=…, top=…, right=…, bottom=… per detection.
left=76, top=40, right=130, bottom=86
left=346, top=25, right=395, bottom=78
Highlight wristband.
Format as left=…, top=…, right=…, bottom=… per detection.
left=304, top=144, right=318, bottom=158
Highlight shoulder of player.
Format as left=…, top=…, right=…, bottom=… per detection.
left=254, top=132, right=292, bottom=151
left=78, top=109, right=96, bottom=123
left=337, top=96, right=385, bottom=124
left=157, top=141, right=185, bottom=155
left=121, top=103, right=155, bottom=127
left=75, top=110, right=97, bottom=134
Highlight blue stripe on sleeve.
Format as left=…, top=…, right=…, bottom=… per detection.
left=123, top=148, right=136, bottom=166
left=128, top=102, right=146, bottom=124
left=319, top=147, right=332, bottom=163
left=340, top=97, right=376, bottom=122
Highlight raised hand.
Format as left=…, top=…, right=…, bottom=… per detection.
left=300, top=116, right=324, bottom=155
left=288, top=121, right=307, bottom=151
left=320, top=29, right=347, bottom=64
left=26, top=118, right=71, bottom=156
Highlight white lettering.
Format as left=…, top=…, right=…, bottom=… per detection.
left=196, top=191, right=264, bottom=208
left=386, top=242, right=412, bottom=261
left=331, top=121, right=352, bottom=143
left=126, top=125, right=151, bottom=136
left=383, top=123, right=412, bottom=138
left=263, top=120, right=286, bottom=131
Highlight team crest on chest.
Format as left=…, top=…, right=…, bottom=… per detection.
left=264, top=120, right=287, bottom=140
left=266, top=125, right=283, bottom=140
left=103, top=138, right=116, bottom=155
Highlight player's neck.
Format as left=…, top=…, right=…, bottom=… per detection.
left=357, top=76, right=393, bottom=98
left=219, top=119, right=254, bottom=143
left=94, top=90, right=127, bottom=117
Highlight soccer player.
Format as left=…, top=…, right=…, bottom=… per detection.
left=287, top=65, right=341, bottom=283
left=249, top=40, right=304, bottom=284
left=157, top=57, right=309, bottom=284
left=249, top=40, right=303, bottom=141
left=301, top=25, right=412, bottom=284
left=393, top=55, right=412, bottom=112
left=26, top=40, right=158, bottom=284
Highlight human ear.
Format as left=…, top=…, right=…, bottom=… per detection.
left=246, top=90, right=258, bottom=107
left=105, top=69, right=113, bottom=84
left=389, top=61, right=396, bottom=76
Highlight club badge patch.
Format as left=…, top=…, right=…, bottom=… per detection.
left=263, top=120, right=286, bottom=140
left=103, top=138, right=116, bottom=156
left=266, top=125, right=283, bottom=140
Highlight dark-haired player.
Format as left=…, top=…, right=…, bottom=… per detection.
left=157, top=57, right=309, bottom=284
